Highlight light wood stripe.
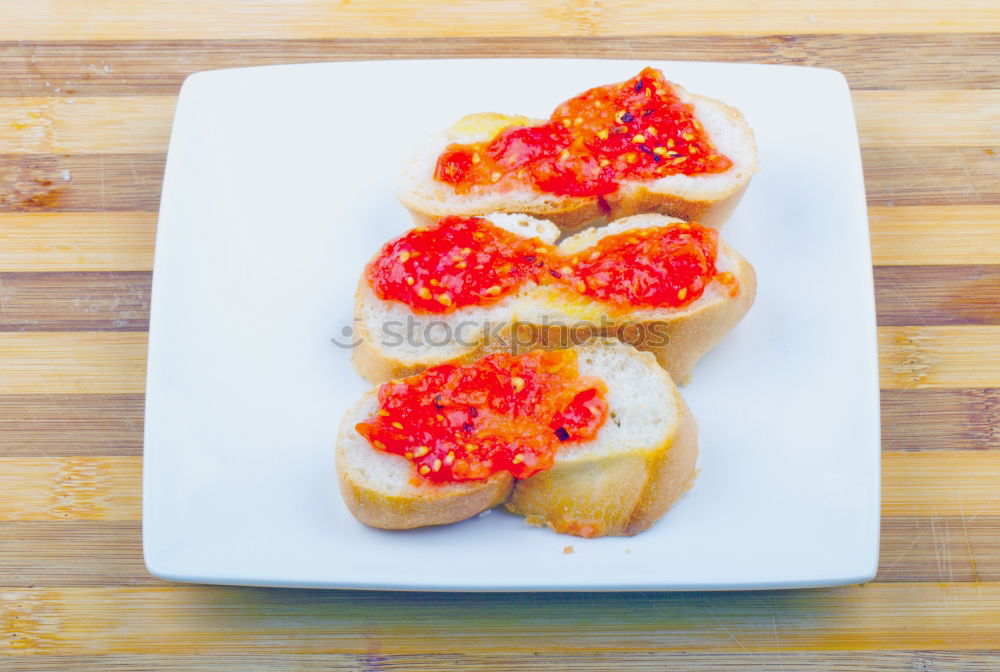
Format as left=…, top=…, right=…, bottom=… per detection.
left=0, top=452, right=996, bottom=522
left=853, top=90, right=1000, bottom=147
left=870, top=206, right=1000, bottom=266
left=0, top=97, right=174, bottom=154
left=2, top=36, right=997, bottom=97
left=882, top=452, right=1000, bottom=517
left=0, top=213, right=156, bottom=272
left=0, top=328, right=996, bottom=395
left=0, top=459, right=139, bottom=521
left=4, top=2, right=1000, bottom=41
left=879, top=326, right=1000, bottom=389
left=4, top=515, right=999, bottom=586
left=0, top=333, right=147, bottom=395
left=0, top=207, right=996, bottom=272
left=5, top=652, right=1000, bottom=672
left=1, top=91, right=996, bottom=154
left=1, top=583, right=999, bottom=653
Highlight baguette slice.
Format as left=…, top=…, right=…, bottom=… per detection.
left=352, top=213, right=756, bottom=385
left=336, top=389, right=514, bottom=530
left=336, top=341, right=698, bottom=535
left=398, top=79, right=756, bottom=233
left=506, top=342, right=698, bottom=537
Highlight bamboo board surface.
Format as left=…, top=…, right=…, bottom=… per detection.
left=1, top=2, right=999, bottom=669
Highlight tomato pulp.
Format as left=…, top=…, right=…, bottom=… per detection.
left=434, top=67, right=732, bottom=197
left=356, top=350, right=609, bottom=483
left=366, top=216, right=732, bottom=314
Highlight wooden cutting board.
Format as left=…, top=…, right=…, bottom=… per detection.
left=1, top=2, right=999, bottom=669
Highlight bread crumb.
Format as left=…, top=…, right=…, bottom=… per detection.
left=562, top=545, right=574, bottom=554
left=625, top=548, right=632, bottom=554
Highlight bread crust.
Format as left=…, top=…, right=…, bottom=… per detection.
left=505, top=377, right=699, bottom=538
left=335, top=390, right=514, bottom=530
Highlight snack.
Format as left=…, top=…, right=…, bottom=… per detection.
left=336, top=342, right=698, bottom=536
left=399, top=67, right=757, bottom=232
left=352, top=212, right=756, bottom=385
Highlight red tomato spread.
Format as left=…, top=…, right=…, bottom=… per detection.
left=365, top=216, right=553, bottom=313
left=356, top=350, right=608, bottom=483
left=434, top=67, right=732, bottom=197
left=367, top=216, right=733, bottom=314
left=564, top=224, right=720, bottom=310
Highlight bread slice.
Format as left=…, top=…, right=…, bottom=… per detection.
left=336, top=341, right=698, bottom=535
left=351, top=213, right=756, bottom=385
left=505, top=342, right=698, bottom=537
left=398, top=80, right=757, bottom=233
left=336, top=390, right=514, bottom=530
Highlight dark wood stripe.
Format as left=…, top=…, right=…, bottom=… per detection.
left=878, top=516, right=1000, bottom=583
left=0, top=395, right=144, bottom=456
left=1, top=148, right=996, bottom=213
left=5, top=652, right=1000, bottom=671
left=0, top=517, right=998, bottom=587
left=863, top=147, right=1000, bottom=206
left=881, top=388, right=1000, bottom=451
left=0, top=389, right=994, bottom=457
left=0, top=272, right=150, bottom=332
left=0, top=154, right=164, bottom=212
left=0, top=35, right=997, bottom=97
left=0, top=522, right=150, bottom=586
left=875, top=266, right=1000, bottom=326
left=0, top=265, right=996, bottom=333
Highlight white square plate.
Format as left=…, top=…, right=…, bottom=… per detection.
left=143, top=59, right=879, bottom=590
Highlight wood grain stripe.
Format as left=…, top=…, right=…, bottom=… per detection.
left=0, top=97, right=174, bottom=154
left=0, top=333, right=146, bottom=395
left=862, top=147, right=1000, bottom=206
left=1, top=388, right=992, bottom=457
left=1, top=91, right=995, bottom=154
left=0, top=395, right=144, bottom=457
left=875, top=266, right=1000, bottom=326
left=4, top=2, right=999, bottom=41
left=879, top=326, right=1000, bottom=389
left=0, top=272, right=150, bottom=332
left=1, top=583, right=1000, bottom=653
left=853, top=90, right=1000, bottom=147
left=2, top=516, right=999, bottom=586
left=0, top=452, right=995, bottom=522
left=878, top=517, right=1000, bottom=583
left=1, top=148, right=995, bottom=214
left=881, top=388, right=1000, bottom=451
left=870, top=206, right=1000, bottom=266
left=0, top=206, right=995, bottom=272
left=0, top=327, right=996, bottom=395
left=2, top=36, right=998, bottom=97
left=0, top=213, right=156, bottom=272
left=0, top=458, right=139, bottom=521
left=4, top=652, right=1000, bottom=671
left=0, top=155, right=164, bottom=212
left=0, top=265, right=993, bottom=334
